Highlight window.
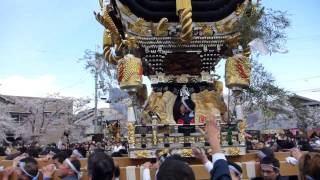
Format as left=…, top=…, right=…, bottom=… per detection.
left=10, top=113, right=27, bottom=124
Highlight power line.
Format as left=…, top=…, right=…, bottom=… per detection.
left=290, top=88, right=320, bottom=93
left=279, top=75, right=320, bottom=83
left=288, top=34, right=320, bottom=40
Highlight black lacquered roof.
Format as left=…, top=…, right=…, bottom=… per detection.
left=118, top=0, right=245, bottom=22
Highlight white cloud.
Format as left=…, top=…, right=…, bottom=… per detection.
left=0, top=75, right=91, bottom=98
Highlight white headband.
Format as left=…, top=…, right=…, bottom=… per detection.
left=261, top=164, right=280, bottom=171
left=18, top=161, right=39, bottom=180
left=65, top=158, right=82, bottom=178
left=257, top=151, right=266, bottom=159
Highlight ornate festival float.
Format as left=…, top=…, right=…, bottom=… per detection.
left=95, top=0, right=254, bottom=158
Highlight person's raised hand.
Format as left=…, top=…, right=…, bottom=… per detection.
left=290, top=148, right=303, bottom=160
left=192, top=147, right=209, bottom=164
left=12, top=154, right=26, bottom=168
left=142, top=162, right=152, bottom=169
left=2, top=167, right=14, bottom=180
left=206, top=111, right=221, bottom=154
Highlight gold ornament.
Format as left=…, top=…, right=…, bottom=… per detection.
left=135, top=150, right=149, bottom=158
left=243, top=47, right=251, bottom=57
left=117, top=54, right=143, bottom=89
left=142, top=91, right=177, bottom=124
left=238, top=120, right=247, bottom=143
left=198, top=136, right=205, bottom=143
left=178, top=8, right=193, bottom=43
left=158, top=149, right=169, bottom=157
left=189, top=137, right=195, bottom=143
left=235, top=2, right=246, bottom=16
left=226, top=33, right=241, bottom=48
left=94, top=10, right=121, bottom=46
left=178, top=137, right=185, bottom=144
left=128, top=18, right=149, bottom=36
left=119, top=5, right=133, bottom=16
left=127, top=123, right=135, bottom=144
left=103, top=30, right=112, bottom=47
left=214, top=80, right=224, bottom=95
left=201, top=24, right=213, bottom=36
left=225, top=55, right=251, bottom=88
left=152, top=130, right=157, bottom=146
left=215, top=19, right=237, bottom=33
left=156, top=18, right=169, bottom=36
left=126, top=36, right=138, bottom=50
left=158, top=137, right=164, bottom=144
left=191, top=90, right=227, bottom=123
left=176, top=0, right=192, bottom=42
left=228, top=147, right=240, bottom=156
left=181, top=149, right=193, bottom=157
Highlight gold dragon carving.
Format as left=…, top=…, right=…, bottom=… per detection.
left=156, top=18, right=169, bottom=36
left=142, top=91, right=177, bottom=124
left=95, top=8, right=123, bottom=64
left=191, top=90, right=227, bottom=124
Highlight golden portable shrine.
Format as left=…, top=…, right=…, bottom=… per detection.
left=95, top=0, right=253, bottom=158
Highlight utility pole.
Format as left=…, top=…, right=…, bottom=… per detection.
left=93, top=45, right=101, bottom=134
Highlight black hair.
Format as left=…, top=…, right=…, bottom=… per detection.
left=260, top=157, right=280, bottom=173
left=20, top=157, right=39, bottom=179
left=64, top=149, right=73, bottom=157
left=165, top=154, right=185, bottom=162
left=111, top=151, right=122, bottom=157
left=173, top=97, right=196, bottom=122
left=70, top=158, right=81, bottom=172
left=88, top=152, right=115, bottom=180
left=157, top=159, right=195, bottom=180
left=27, top=148, right=40, bottom=158
left=53, top=151, right=68, bottom=164
left=260, top=147, right=275, bottom=159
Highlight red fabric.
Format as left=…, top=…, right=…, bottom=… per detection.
left=177, top=118, right=195, bottom=124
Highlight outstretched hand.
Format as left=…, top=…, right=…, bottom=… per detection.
left=290, top=148, right=303, bottom=160
left=192, top=147, right=209, bottom=164
left=206, top=111, right=221, bottom=154
left=2, top=167, right=14, bottom=180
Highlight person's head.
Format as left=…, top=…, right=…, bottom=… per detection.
left=156, top=159, right=195, bottom=180
left=298, top=152, right=320, bottom=180
left=16, top=157, right=39, bottom=180
left=257, top=147, right=275, bottom=160
left=255, top=141, right=265, bottom=150
left=27, top=148, right=39, bottom=158
left=52, top=151, right=68, bottom=167
left=88, top=152, right=115, bottom=180
left=260, top=157, right=280, bottom=180
left=57, top=158, right=81, bottom=179
left=228, top=162, right=242, bottom=180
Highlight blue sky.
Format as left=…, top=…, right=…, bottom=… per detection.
left=1, top=0, right=320, bottom=101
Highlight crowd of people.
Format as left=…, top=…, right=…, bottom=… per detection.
left=246, top=130, right=320, bottom=153
left=0, top=112, right=320, bottom=180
